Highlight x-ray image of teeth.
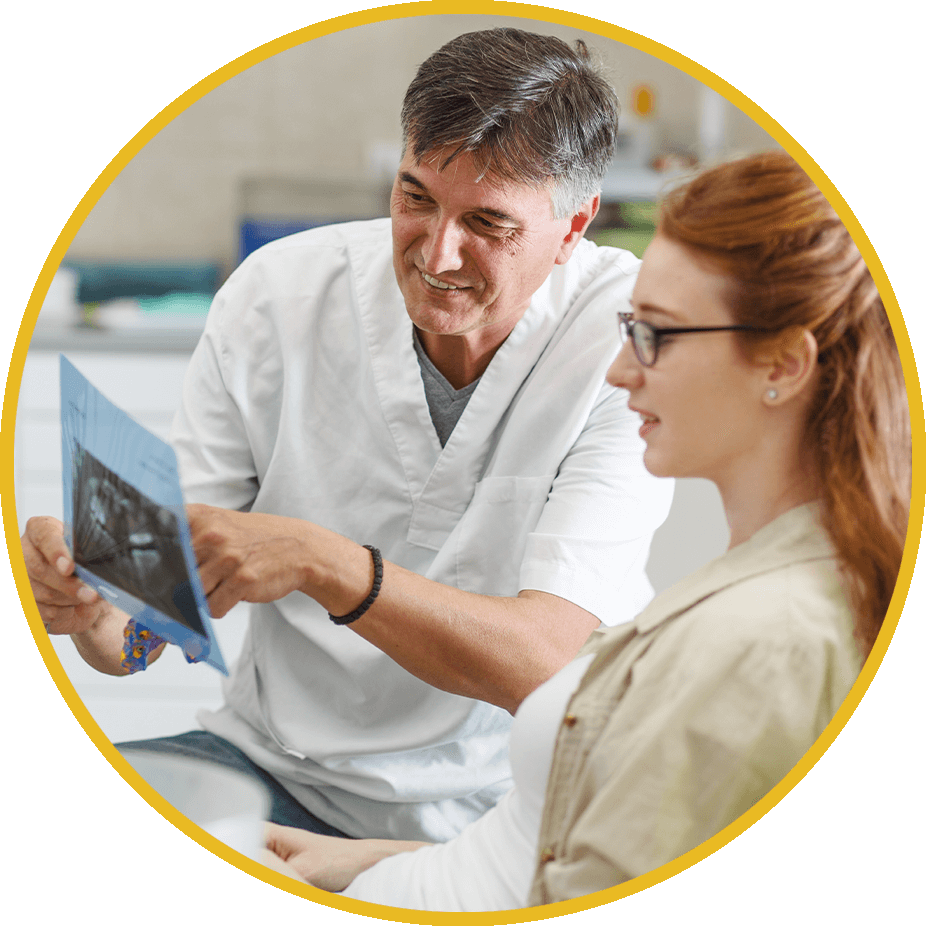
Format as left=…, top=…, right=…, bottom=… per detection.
left=60, top=355, right=226, bottom=673
left=71, top=443, right=206, bottom=638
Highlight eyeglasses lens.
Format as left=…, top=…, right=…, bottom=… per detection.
left=618, top=314, right=657, bottom=366
left=635, top=322, right=656, bottom=366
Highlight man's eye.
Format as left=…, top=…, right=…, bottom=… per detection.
left=473, top=215, right=512, bottom=235
left=403, top=190, right=428, bottom=205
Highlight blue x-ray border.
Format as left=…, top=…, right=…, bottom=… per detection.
left=60, top=354, right=226, bottom=674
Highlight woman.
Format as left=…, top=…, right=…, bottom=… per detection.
left=261, top=152, right=911, bottom=909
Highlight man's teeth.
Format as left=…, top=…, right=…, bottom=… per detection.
left=641, top=414, right=659, bottom=423
left=422, top=272, right=459, bottom=290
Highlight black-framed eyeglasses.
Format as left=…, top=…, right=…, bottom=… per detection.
left=617, top=311, right=766, bottom=367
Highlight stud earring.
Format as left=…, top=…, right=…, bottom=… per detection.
left=767, top=388, right=778, bottom=400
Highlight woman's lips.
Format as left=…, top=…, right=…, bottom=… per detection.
left=631, top=407, right=660, bottom=439
left=639, top=418, right=659, bottom=439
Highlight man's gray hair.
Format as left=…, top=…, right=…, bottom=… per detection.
left=401, top=28, right=620, bottom=219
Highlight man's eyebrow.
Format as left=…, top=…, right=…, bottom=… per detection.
left=398, top=171, right=427, bottom=191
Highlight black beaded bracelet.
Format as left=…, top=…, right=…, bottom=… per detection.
left=329, top=545, right=383, bottom=625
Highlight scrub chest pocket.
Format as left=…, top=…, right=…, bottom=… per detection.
left=454, top=475, right=555, bottom=595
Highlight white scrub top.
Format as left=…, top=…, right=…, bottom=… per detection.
left=170, top=218, right=673, bottom=841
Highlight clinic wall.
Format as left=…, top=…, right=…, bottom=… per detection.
left=64, top=14, right=777, bottom=274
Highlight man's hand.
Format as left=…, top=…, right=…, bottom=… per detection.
left=187, top=504, right=318, bottom=618
left=21, top=515, right=141, bottom=675
left=263, top=823, right=427, bottom=892
left=21, top=516, right=108, bottom=634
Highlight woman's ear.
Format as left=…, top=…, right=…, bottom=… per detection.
left=764, top=329, right=818, bottom=406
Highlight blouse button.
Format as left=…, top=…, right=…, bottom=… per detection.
left=539, top=848, right=555, bottom=864
left=562, top=713, right=578, bottom=727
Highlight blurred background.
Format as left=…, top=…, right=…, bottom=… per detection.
left=15, top=12, right=779, bottom=744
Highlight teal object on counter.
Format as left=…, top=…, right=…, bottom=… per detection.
left=64, top=261, right=221, bottom=304
left=137, top=293, right=213, bottom=315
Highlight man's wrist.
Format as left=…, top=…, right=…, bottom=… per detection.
left=300, top=527, right=380, bottom=617
left=329, top=546, right=382, bottom=624
left=70, top=602, right=134, bottom=675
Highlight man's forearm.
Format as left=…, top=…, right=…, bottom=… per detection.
left=189, top=506, right=600, bottom=712
left=311, top=531, right=597, bottom=712
left=343, top=560, right=599, bottom=713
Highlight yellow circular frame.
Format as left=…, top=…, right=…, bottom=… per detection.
left=3, top=2, right=923, bottom=924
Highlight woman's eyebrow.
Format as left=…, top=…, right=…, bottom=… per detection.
left=633, top=301, right=685, bottom=324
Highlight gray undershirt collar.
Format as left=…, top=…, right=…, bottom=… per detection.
left=412, top=328, right=481, bottom=447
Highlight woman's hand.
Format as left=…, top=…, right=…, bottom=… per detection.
left=263, top=823, right=429, bottom=892
left=264, top=825, right=364, bottom=891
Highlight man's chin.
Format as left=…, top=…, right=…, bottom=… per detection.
left=406, top=302, right=476, bottom=338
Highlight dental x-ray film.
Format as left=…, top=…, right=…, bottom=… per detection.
left=60, top=355, right=227, bottom=674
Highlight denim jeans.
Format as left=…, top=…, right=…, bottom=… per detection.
left=117, top=729, right=352, bottom=837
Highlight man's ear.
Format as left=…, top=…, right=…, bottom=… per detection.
left=764, top=329, right=819, bottom=405
left=555, top=194, right=600, bottom=265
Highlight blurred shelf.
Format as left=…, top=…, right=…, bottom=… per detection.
left=28, top=325, right=204, bottom=354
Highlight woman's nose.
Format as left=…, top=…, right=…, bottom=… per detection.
left=607, top=338, right=643, bottom=390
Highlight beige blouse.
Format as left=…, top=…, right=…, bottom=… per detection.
left=528, top=504, right=861, bottom=905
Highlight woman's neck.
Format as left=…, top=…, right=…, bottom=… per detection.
left=723, top=481, right=818, bottom=549
left=718, top=434, right=818, bottom=550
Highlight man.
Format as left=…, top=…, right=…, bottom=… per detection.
left=23, top=28, right=672, bottom=842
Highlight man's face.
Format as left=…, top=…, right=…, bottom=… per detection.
left=390, top=147, right=588, bottom=350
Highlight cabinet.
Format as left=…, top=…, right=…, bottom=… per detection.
left=14, top=342, right=246, bottom=744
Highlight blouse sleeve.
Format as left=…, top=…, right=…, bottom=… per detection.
left=343, top=789, right=537, bottom=912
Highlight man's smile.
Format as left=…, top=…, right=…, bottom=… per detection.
left=421, top=271, right=464, bottom=291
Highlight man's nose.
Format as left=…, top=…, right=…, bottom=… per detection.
left=421, top=216, right=465, bottom=274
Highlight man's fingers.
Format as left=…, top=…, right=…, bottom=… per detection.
left=20, top=516, right=99, bottom=604
left=35, top=598, right=107, bottom=635
left=23, top=516, right=72, bottom=569
left=22, top=517, right=82, bottom=600
left=30, top=577, right=80, bottom=607
left=27, top=558, right=99, bottom=607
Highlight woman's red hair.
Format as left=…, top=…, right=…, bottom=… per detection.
left=658, top=151, right=911, bottom=656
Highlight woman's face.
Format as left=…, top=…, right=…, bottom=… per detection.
left=607, top=235, right=771, bottom=488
